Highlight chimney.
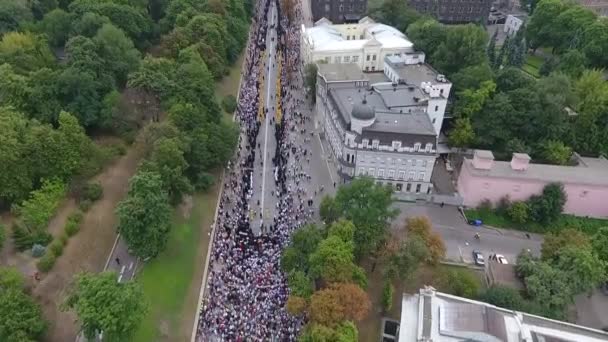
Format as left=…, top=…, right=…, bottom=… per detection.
left=511, top=153, right=531, bottom=171
left=472, top=150, right=494, bottom=170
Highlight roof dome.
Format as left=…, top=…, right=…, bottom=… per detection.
left=351, top=98, right=375, bottom=120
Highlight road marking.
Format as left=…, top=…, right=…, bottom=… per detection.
left=260, top=4, right=275, bottom=225
left=315, top=133, right=334, bottom=184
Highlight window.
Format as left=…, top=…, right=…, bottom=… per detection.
left=422, top=160, right=427, bottom=167
left=396, top=183, right=403, bottom=191
left=353, top=56, right=359, bottom=62
left=371, top=66, right=376, bottom=71
left=334, top=56, right=341, bottom=63
left=339, top=4, right=344, bottom=11
left=372, top=54, right=377, bottom=61
left=344, top=56, right=350, bottom=63
left=365, top=66, right=369, bottom=71
left=398, top=171, right=405, bottom=180
left=440, top=89, right=444, bottom=95
left=360, top=34, right=364, bottom=39
left=435, top=105, right=439, bottom=111
left=358, top=168, right=365, bottom=176
left=425, top=143, right=432, bottom=152
left=362, top=139, right=369, bottom=147
left=408, top=171, right=415, bottom=180
left=416, top=184, right=421, bottom=193
left=346, top=35, right=350, bottom=40
left=392, top=141, right=401, bottom=150
left=406, top=183, right=412, bottom=192
left=414, top=143, right=421, bottom=151
left=368, top=168, right=375, bottom=176
left=388, top=170, right=395, bottom=178
left=324, top=4, right=330, bottom=11
left=418, top=172, right=425, bottom=181
left=366, top=55, right=370, bottom=61
left=378, top=169, right=385, bottom=178
left=432, top=118, right=436, bottom=124
left=372, top=140, right=379, bottom=149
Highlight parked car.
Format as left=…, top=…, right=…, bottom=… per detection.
left=495, top=254, right=508, bottom=264
left=473, top=250, right=485, bottom=266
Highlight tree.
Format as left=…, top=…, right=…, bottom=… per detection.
left=299, top=321, right=358, bottom=342
left=556, top=49, right=587, bottom=78
left=454, top=80, right=496, bottom=118
left=385, top=235, right=428, bottom=281
left=553, top=246, right=606, bottom=294
left=487, top=28, right=498, bottom=67
left=328, top=219, right=355, bottom=243
left=93, top=23, right=141, bottom=86
left=320, top=195, right=339, bottom=224
left=305, top=63, right=318, bottom=103
left=582, top=18, right=608, bottom=68
left=0, top=32, right=55, bottom=74
left=527, top=183, right=567, bottom=224
left=71, top=11, right=110, bottom=37
left=371, top=0, right=420, bottom=32
left=39, top=8, right=72, bottom=47
left=0, top=282, right=47, bottom=341
left=405, top=216, right=446, bottom=264
left=592, top=227, right=608, bottom=263
left=450, top=63, right=494, bottom=92
left=64, top=271, right=147, bottom=341
left=141, top=137, right=192, bottom=204
left=480, top=286, right=526, bottom=311
left=446, top=269, right=480, bottom=298
left=309, top=283, right=370, bottom=326
left=381, top=280, right=394, bottom=312
left=449, top=117, right=475, bottom=148
left=286, top=295, right=307, bottom=316
left=525, top=0, right=568, bottom=52
left=331, top=177, right=397, bottom=258
left=0, top=108, right=34, bottom=206
left=308, top=235, right=356, bottom=283
left=0, top=0, right=33, bottom=35
left=495, top=67, right=534, bottom=92
left=524, top=262, right=573, bottom=317
left=541, top=228, right=590, bottom=261
left=406, top=19, right=447, bottom=58
left=116, top=171, right=172, bottom=258
left=281, top=224, right=323, bottom=273
left=431, top=24, right=488, bottom=75
left=287, top=270, right=314, bottom=298
left=507, top=201, right=529, bottom=224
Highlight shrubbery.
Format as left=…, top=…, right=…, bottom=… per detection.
left=37, top=253, right=56, bottom=272
left=221, top=95, right=237, bottom=113
left=82, top=182, right=103, bottom=202
left=0, top=223, right=4, bottom=251
left=381, top=280, right=394, bottom=312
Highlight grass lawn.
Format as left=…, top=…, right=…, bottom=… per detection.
left=132, top=189, right=219, bottom=342
left=357, top=260, right=484, bottom=342
left=465, top=208, right=608, bottom=235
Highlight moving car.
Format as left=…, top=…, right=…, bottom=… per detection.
left=495, top=254, right=508, bottom=264
left=472, top=250, right=485, bottom=266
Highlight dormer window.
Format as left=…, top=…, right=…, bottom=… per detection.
left=372, top=139, right=379, bottom=149
left=414, top=143, right=421, bottom=152
left=392, top=141, right=401, bottom=150
left=362, top=139, right=369, bottom=147
left=425, top=143, right=432, bottom=152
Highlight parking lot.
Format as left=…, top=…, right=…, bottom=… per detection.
left=392, top=203, right=543, bottom=264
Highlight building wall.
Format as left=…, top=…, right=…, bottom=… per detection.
left=311, top=0, right=368, bottom=23
left=309, top=48, right=412, bottom=72
left=408, top=0, right=493, bottom=23
left=504, top=15, right=524, bottom=35
left=457, top=162, right=608, bottom=218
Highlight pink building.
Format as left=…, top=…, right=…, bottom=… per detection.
left=457, top=150, right=608, bottom=218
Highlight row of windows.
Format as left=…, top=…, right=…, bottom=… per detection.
left=358, top=168, right=426, bottom=181
left=361, top=140, right=433, bottom=152
left=345, top=34, right=364, bottom=40
left=366, top=54, right=377, bottom=61
left=329, top=55, right=360, bottom=64
left=358, top=156, right=429, bottom=167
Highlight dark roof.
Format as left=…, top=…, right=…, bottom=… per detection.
left=351, top=98, right=375, bottom=120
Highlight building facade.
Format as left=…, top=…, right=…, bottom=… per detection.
left=408, top=0, right=493, bottom=24
left=457, top=150, right=608, bottom=218
left=316, top=61, right=451, bottom=196
left=310, top=0, right=368, bottom=23
left=504, top=14, right=525, bottom=35
left=301, top=17, right=414, bottom=72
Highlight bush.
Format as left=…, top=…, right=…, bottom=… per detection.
left=68, top=210, right=84, bottom=225
left=0, top=223, right=5, bottom=251
left=37, top=253, right=56, bottom=272
left=49, top=241, right=64, bottom=257
left=496, top=195, right=511, bottom=215
left=381, top=280, right=394, bottom=312
left=18, top=179, right=66, bottom=231
left=478, top=199, right=493, bottom=211
left=12, top=223, right=53, bottom=251
left=79, top=199, right=92, bottom=212
left=82, top=182, right=103, bottom=202
left=481, top=286, right=525, bottom=311
left=31, top=244, right=46, bottom=258
left=221, top=95, right=238, bottom=113
left=64, top=220, right=81, bottom=237
left=194, top=172, right=215, bottom=191
left=446, top=269, right=480, bottom=298
left=508, top=201, right=529, bottom=224
left=59, top=233, right=69, bottom=246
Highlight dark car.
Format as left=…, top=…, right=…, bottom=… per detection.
left=473, top=250, right=485, bottom=266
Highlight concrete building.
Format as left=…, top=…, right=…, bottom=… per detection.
left=407, top=0, right=493, bottom=24
left=576, top=0, right=608, bottom=16
left=457, top=150, right=608, bottom=218
left=503, top=14, right=526, bottom=36
left=310, top=0, right=367, bottom=24
left=315, top=60, right=451, bottom=195
left=400, top=287, right=608, bottom=342
left=301, top=17, right=414, bottom=72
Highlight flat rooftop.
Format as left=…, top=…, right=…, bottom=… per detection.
left=317, top=63, right=367, bottom=82
left=385, top=56, right=450, bottom=86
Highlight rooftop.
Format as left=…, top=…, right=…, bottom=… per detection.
left=463, top=153, right=608, bottom=187
left=317, top=63, right=367, bottom=82
left=385, top=55, right=450, bottom=86
left=302, top=17, right=414, bottom=52
left=400, top=287, right=608, bottom=342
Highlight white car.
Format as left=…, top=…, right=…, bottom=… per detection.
left=495, top=254, right=509, bottom=264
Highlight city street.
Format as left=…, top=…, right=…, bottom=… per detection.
left=393, top=203, right=543, bottom=264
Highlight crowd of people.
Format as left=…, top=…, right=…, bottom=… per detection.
left=195, top=0, right=318, bottom=340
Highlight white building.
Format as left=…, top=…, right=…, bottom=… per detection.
left=400, top=287, right=608, bottom=342
left=316, top=62, right=451, bottom=196
left=504, top=14, right=525, bottom=36
left=301, top=17, right=414, bottom=72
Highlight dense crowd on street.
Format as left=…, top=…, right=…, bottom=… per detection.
left=195, top=0, right=319, bottom=340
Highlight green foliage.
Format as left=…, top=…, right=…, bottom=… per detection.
left=330, top=177, right=397, bottom=258
left=0, top=32, right=55, bottom=74
left=49, top=240, right=64, bottom=257
left=0, top=267, right=47, bottom=341
left=287, top=270, right=314, bottom=299
left=64, top=219, right=81, bottom=237
left=64, top=271, right=148, bottom=341
left=385, top=235, right=428, bottom=281
left=305, top=63, right=318, bottom=103
left=527, top=183, right=567, bottom=224
left=37, top=252, right=57, bottom=272
left=79, top=199, right=92, bottom=212
left=18, top=179, right=66, bottom=231
left=431, top=24, right=488, bottom=75
left=539, top=140, right=571, bottom=165
left=39, top=8, right=73, bottom=47
left=480, top=286, right=526, bottom=311
left=507, top=201, right=529, bottom=224
left=553, top=246, right=606, bottom=294
left=281, top=224, right=323, bottom=273
left=448, top=117, right=475, bottom=148
left=221, top=94, right=237, bottom=113
left=117, top=171, right=172, bottom=258
left=406, top=19, right=447, bottom=58
left=0, top=223, right=4, bottom=251
left=82, top=182, right=103, bottom=202
left=32, top=244, right=46, bottom=258
left=370, top=0, right=420, bottom=33
left=319, top=195, right=339, bottom=224
left=12, top=223, right=53, bottom=251
left=381, top=280, right=394, bottom=312
left=0, top=1, right=33, bottom=35
left=308, top=235, right=356, bottom=283
left=541, top=228, right=590, bottom=260
left=445, top=269, right=480, bottom=298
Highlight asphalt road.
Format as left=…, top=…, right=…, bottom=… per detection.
left=393, top=203, right=543, bottom=264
